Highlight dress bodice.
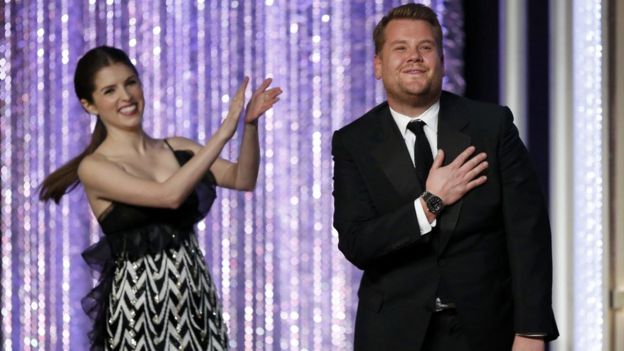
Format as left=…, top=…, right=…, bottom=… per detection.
left=90, top=148, right=217, bottom=261
left=98, top=149, right=216, bottom=235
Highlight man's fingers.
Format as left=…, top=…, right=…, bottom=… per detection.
left=450, top=146, right=476, bottom=167
left=466, top=175, right=487, bottom=190
left=464, top=161, right=488, bottom=180
left=431, top=149, right=445, bottom=169
left=460, top=152, right=487, bottom=173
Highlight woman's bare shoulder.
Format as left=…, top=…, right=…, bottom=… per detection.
left=77, top=152, right=123, bottom=182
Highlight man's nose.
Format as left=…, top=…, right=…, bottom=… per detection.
left=407, top=48, right=423, bottom=62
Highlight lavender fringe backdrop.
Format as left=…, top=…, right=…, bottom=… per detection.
left=0, top=0, right=463, bottom=349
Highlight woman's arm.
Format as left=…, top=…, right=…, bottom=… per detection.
left=78, top=78, right=249, bottom=208
left=196, top=78, right=281, bottom=191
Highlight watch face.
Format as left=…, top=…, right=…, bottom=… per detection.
left=425, top=193, right=443, bottom=214
left=430, top=198, right=442, bottom=212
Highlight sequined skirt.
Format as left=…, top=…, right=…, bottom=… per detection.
left=82, top=228, right=228, bottom=351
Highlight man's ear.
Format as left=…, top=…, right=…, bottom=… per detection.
left=80, top=99, right=98, bottom=115
left=374, top=55, right=382, bottom=80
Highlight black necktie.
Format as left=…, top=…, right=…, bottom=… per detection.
left=407, top=120, right=433, bottom=188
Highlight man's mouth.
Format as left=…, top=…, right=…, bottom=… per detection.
left=402, top=67, right=427, bottom=75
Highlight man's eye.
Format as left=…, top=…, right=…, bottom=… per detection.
left=127, top=79, right=137, bottom=85
left=103, top=89, right=113, bottom=94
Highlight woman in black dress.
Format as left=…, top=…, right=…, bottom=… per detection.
left=40, top=46, right=281, bottom=350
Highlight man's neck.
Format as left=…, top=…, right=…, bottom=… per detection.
left=387, top=100, right=434, bottom=118
left=387, top=94, right=440, bottom=118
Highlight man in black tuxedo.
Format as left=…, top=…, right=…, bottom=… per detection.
left=332, top=4, right=558, bottom=351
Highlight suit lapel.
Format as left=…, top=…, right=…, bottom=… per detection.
left=368, top=96, right=470, bottom=253
left=436, top=92, right=471, bottom=253
left=371, top=106, right=423, bottom=198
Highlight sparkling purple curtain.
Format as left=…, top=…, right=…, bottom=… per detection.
left=1, top=1, right=463, bottom=349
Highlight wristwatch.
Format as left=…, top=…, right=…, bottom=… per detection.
left=422, top=191, right=445, bottom=215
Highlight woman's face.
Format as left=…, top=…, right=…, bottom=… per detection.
left=81, top=62, right=145, bottom=132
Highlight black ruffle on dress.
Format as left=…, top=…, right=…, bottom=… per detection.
left=81, top=141, right=228, bottom=350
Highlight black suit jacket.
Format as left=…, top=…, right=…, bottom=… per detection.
left=332, top=92, right=558, bottom=351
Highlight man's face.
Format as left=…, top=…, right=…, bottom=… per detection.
left=374, top=19, right=444, bottom=111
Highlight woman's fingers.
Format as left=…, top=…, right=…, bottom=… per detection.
left=253, top=78, right=272, bottom=96
left=266, top=87, right=283, bottom=99
left=236, top=77, right=250, bottom=98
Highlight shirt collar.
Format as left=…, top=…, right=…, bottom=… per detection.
left=389, top=101, right=440, bottom=136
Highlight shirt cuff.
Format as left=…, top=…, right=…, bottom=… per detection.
left=516, top=333, right=546, bottom=338
left=414, top=197, right=437, bottom=235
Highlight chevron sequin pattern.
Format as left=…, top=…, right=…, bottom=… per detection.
left=105, top=235, right=228, bottom=350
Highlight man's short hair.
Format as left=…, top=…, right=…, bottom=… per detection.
left=373, top=3, right=443, bottom=55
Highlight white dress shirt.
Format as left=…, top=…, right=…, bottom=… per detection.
left=389, top=102, right=439, bottom=236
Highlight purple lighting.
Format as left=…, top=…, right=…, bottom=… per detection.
left=1, top=1, right=463, bottom=349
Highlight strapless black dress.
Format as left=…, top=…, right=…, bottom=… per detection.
left=81, top=144, right=228, bottom=350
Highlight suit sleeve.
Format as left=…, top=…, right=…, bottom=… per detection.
left=498, top=108, right=559, bottom=340
left=332, top=131, right=426, bottom=270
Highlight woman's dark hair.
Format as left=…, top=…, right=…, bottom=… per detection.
left=39, top=46, right=139, bottom=203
